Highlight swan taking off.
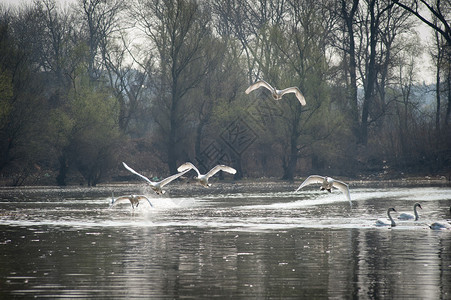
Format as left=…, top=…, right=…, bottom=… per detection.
left=295, top=175, right=352, bottom=208
left=245, top=80, right=307, bottom=106
left=398, top=202, right=422, bottom=221
left=122, top=162, right=188, bottom=195
left=109, top=193, right=153, bottom=209
left=177, top=162, right=236, bottom=187
left=375, top=207, right=397, bottom=227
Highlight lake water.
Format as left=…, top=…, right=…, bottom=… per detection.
left=0, top=181, right=450, bottom=298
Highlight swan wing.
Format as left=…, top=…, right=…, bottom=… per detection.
left=158, top=169, right=189, bottom=188
left=375, top=219, right=389, bottom=226
left=398, top=212, right=414, bottom=220
left=205, top=165, right=237, bottom=179
left=136, top=195, right=153, bottom=207
left=295, top=175, right=325, bottom=192
left=280, top=87, right=307, bottom=106
left=245, top=80, right=274, bottom=94
left=177, top=162, right=200, bottom=177
left=122, top=162, right=153, bottom=184
left=109, top=195, right=132, bottom=208
left=332, top=180, right=352, bottom=207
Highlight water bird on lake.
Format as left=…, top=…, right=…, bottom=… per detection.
left=110, top=193, right=153, bottom=209
left=429, top=207, right=451, bottom=230
left=398, top=202, right=422, bottom=221
left=295, top=175, right=352, bottom=208
left=122, top=162, right=188, bottom=195
left=375, top=207, right=397, bottom=227
left=245, top=80, right=307, bottom=106
left=177, top=162, right=236, bottom=187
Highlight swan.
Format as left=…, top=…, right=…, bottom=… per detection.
left=398, top=202, right=422, bottom=221
left=429, top=222, right=451, bottom=230
left=295, top=175, right=352, bottom=208
left=245, top=80, right=307, bottom=106
left=109, top=193, right=153, bottom=209
left=122, top=162, right=188, bottom=195
left=429, top=207, right=451, bottom=230
left=177, top=162, right=236, bottom=187
left=375, top=207, right=397, bottom=227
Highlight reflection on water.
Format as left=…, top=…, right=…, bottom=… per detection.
left=0, top=184, right=450, bottom=298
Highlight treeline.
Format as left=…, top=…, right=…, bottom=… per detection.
left=0, top=0, right=450, bottom=186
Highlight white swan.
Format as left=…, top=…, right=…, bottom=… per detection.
left=109, top=193, right=153, bottom=209
left=375, top=207, right=397, bottom=227
left=245, top=80, right=307, bottom=106
left=429, top=207, right=451, bottom=230
left=122, top=162, right=188, bottom=195
left=398, top=202, right=422, bottom=221
left=295, top=175, right=352, bottom=208
left=177, top=162, right=236, bottom=187
left=429, top=222, right=451, bottom=230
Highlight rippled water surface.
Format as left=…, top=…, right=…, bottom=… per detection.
left=1, top=182, right=450, bottom=298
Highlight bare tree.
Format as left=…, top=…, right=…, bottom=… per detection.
left=78, top=0, right=125, bottom=81
left=393, top=0, right=451, bottom=124
left=132, top=0, right=213, bottom=173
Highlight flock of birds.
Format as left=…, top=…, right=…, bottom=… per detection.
left=109, top=80, right=450, bottom=230
left=376, top=204, right=451, bottom=230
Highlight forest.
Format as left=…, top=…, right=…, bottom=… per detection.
left=0, top=0, right=450, bottom=186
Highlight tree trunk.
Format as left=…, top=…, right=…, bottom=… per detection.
left=56, top=154, right=68, bottom=186
left=342, top=0, right=360, bottom=141
left=360, top=0, right=377, bottom=146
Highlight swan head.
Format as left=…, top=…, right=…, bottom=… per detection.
left=414, top=203, right=422, bottom=209
left=152, top=187, right=165, bottom=195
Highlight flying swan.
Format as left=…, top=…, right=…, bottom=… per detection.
left=245, top=80, right=307, bottom=106
left=109, top=193, right=153, bottom=209
left=398, top=202, right=422, bottom=221
left=295, top=175, right=352, bottom=208
left=177, top=162, right=236, bottom=187
left=375, top=207, right=397, bottom=227
left=122, top=162, right=188, bottom=195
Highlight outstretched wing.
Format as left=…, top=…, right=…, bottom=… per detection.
left=332, top=180, right=352, bottom=208
left=136, top=195, right=153, bottom=207
left=245, top=80, right=274, bottom=94
left=205, top=165, right=237, bottom=179
left=109, top=195, right=132, bottom=208
left=158, top=169, right=189, bottom=188
left=122, top=162, right=153, bottom=184
left=295, top=175, right=325, bottom=192
left=280, top=87, right=307, bottom=106
left=177, top=162, right=200, bottom=177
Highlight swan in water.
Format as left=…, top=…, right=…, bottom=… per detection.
left=398, top=202, right=422, bottom=221
left=122, top=162, right=188, bottom=195
left=245, top=80, right=307, bottom=106
left=109, top=193, right=153, bottom=209
left=375, top=207, right=397, bottom=227
left=295, top=175, right=352, bottom=208
left=177, top=162, right=236, bottom=187
left=429, top=207, right=451, bottom=230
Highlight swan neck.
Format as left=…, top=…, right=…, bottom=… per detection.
left=388, top=210, right=396, bottom=227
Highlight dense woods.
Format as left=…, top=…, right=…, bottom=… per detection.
left=0, top=0, right=450, bottom=186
